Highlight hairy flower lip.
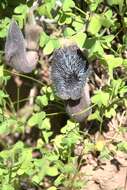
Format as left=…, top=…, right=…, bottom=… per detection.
left=51, top=45, right=90, bottom=100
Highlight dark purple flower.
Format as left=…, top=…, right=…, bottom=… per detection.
left=5, top=21, right=38, bottom=73
left=51, top=46, right=90, bottom=100
left=51, top=45, right=91, bottom=122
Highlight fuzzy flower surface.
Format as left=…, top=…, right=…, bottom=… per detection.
left=51, top=46, right=90, bottom=100
left=5, top=21, right=37, bottom=73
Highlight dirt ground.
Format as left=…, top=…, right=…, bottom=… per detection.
left=79, top=116, right=127, bottom=190
left=80, top=151, right=127, bottom=190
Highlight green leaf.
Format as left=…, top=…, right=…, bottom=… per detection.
left=28, top=112, right=46, bottom=127
left=13, top=4, right=28, bottom=28
left=123, top=17, right=127, bottom=27
left=37, top=0, right=55, bottom=18
left=61, top=120, right=77, bottom=133
left=0, top=65, right=4, bottom=77
left=87, top=14, right=102, bottom=35
left=109, top=79, right=123, bottom=97
left=39, top=32, right=50, bottom=48
left=36, top=95, right=48, bottom=106
left=84, top=38, right=104, bottom=57
left=119, top=86, right=127, bottom=97
left=103, top=55, right=123, bottom=78
left=58, top=12, right=72, bottom=25
left=62, top=0, right=75, bottom=11
left=43, top=40, right=54, bottom=55
left=42, top=131, right=53, bottom=143
left=105, top=107, right=116, bottom=118
left=54, top=174, right=65, bottom=186
left=45, top=152, right=59, bottom=162
left=17, top=148, right=33, bottom=175
left=100, top=35, right=114, bottom=49
left=40, top=118, right=51, bottom=130
left=50, top=93, right=55, bottom=101
left=43, top=39, right=60, bottom=55
left=0, top=17, right=10, bottom=38
left=0, top=122, right=8, bottom=135
left=107, top=0, right=122, bottom=5
left=92, top=90, right=110, bottom=107
left=123, top=34, right=127, bottom=44
left=88, top=110, right=102, bottom=122
left=0, top=119, right=17, bottom=135
left=53, top=135, right=64, bottom=149
left=72, top=16, right=84, bottom=31
left=63, top=163, right=76, bottom=174
left=32, top=158, right=49, bottom=183
left=117, top=141, right=127, bottom=152
left=83, top=139, right=94, bottom=153
left=99, top=146, right=110, bottom=160
left=62, top=131, right=81, bottom=147
left=13, top=141, right=24, bottom=150
left=123, top=59, right=127, bottom=68
left=72, top=32, right=86, bottom=48
left=90, top=40, right=104, bottom=56
left=0, top=90, right=8, bottom=105
left=32, top=175, right=42, bottom=184
left=2, top=184, right=14, bottom=190
left=47, top=166, right=59, bottom=176
left=63, top=27, right=75, bottom=36
left=89, top=0, right=103, bottom=11
left=100, top=10, right=113, bottom=28
left=14, top=4, right=28, bottom=14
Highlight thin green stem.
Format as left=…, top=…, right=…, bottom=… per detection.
left=74, top=6, right=87, bottom=16
left=4, top=89, right=16, bottom=115
left=17, top=87, right=20, bottom=112
left=46, top=112, right=66, bottom=116
left=13, top=97, right=32, bottom=105
left=4, top=69, right=45, bottom=86
left=72, top=104, right=96, bottom=117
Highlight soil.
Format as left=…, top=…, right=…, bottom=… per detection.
left=81, top=151, right=127, bottom=190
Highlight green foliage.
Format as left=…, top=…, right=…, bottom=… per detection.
left=0, top=0, right=127, bottom=189
left=117, top=141, right=127, bottom=152
left=89, top=77, right=127, bottom=123
left=39, top=32, right=60, bottom=55
left=37, top=0, right=55, bottom=18
left=0, top=17, right=10, bottom=38
left=13, top=4, right=28, bottom=28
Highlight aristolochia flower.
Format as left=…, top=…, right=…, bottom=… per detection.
left=5, top=21, right=38, bottom=73
left=51, top=46, right=90, bottom=100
